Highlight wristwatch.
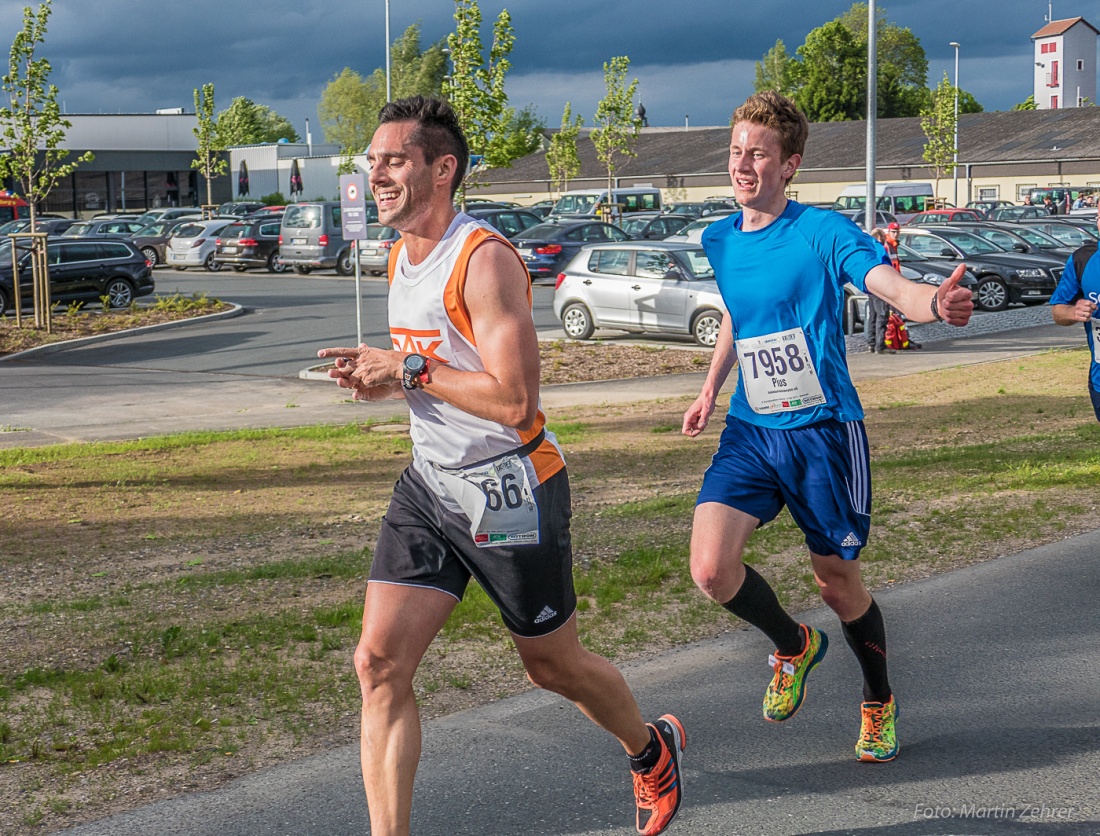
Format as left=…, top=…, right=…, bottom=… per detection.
left=402, top=354, right=429, bottom=390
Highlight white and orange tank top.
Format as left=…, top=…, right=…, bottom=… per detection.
left=387, top=213, right=565, bottom=485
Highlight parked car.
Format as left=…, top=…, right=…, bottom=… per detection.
left=279, top=201, right=354, bottom=275
left=524, top=200, right=555, bottom=220
left=165, top=218, right=234, bottom=271
left=218, top=201, right=266, bottom=217
left=894, top=243, right=979, bottom=292
left=549, top=187, right=662, bottom=219
left=907, top=208, right=983, bottom=224
left=0, top=237, right=154, bottom=315
left=133, top=207, right=203, bottom=226
left=552, top=241, right=725, bottom=346
left=1011, top=218, right=1098, bottom=245
left=61, top=218, right=146, bottom=239
left=832, top=182, right=934, bottom=223
left=464, top=207, right=542, bottom=239
left=985, top=205, right=1049, bottom=221
left=950, top=221, right=1075, bottom=259
left=126, top=218, right=198, bottom=267
left=512, top=221, right=630, bottom=282
left=619, top=213, right=695, bottom=240
left=213, top=217, right=285, bottom=272
left=896, top=226, right=1063, bottom=311
left=357, top=224, right=401, bottom=275
left=966, top=200, right=1015, bottom=217
left=664, top=211, right=737, bottom=243
left=836, top=208, right=899, bottom=229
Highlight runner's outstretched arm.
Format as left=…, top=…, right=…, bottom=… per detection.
left=865, top=263, right=973, bottom=326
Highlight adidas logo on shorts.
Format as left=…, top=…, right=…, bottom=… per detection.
left=533, top=605, right=558, bottom=624
left=841, top=532, right=862, bottom=547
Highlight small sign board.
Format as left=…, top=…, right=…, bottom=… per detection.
left=339, top=172, right=368, bottom=240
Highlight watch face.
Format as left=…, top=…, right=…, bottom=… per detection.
left=404, top=354, right=426, bottom=374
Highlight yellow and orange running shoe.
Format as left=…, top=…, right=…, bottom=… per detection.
left=856, top=696, right=899, bottom=762
left=763, top=624, right=828, bottom=722
left=633, top=714, right=686, bottom=835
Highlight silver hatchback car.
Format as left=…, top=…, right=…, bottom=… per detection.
left=552, top=241, right=726, bottom=346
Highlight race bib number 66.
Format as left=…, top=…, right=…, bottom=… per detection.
left=736, top=327, right=828, bottom=414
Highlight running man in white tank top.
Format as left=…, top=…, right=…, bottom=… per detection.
left=317, top=96, right=685, bottom=836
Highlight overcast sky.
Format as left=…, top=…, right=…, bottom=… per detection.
left=0, top=0, right=1090, bottom=139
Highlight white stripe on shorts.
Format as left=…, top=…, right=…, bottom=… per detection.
left=844, top=421, right=871, bottom=515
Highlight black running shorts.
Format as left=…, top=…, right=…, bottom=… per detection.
left=370, top=464, right=577, bottom=638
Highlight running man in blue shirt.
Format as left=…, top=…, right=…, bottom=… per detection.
left=1050, top=215, right=1100, bottom=422
left=682, top=92, right=973, bottom=763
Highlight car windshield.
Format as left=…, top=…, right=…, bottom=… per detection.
left=551, top=194, right=600, bottom=215
left=1042, top=224, right=1096, bottom=245
left=619, top=217, right=650, bottom=234
left=64, top=223, right=94, bottom=236
left=136, top=222, right=171, bottom=237
left=679, top=249, right=714, bottom=278
left=282, top=205, right=322, bottom=229
left=513, top=223, right=561, bottom=241
left=1010, top=226, right=1059, bottom=247
left=895, top=244, right=928, bottom=262
left=174, top=223, right=205, bottom=238
left=936, top=230, right=1005, bottom=254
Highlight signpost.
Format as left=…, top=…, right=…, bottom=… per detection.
left=339, top=172, right=369, bottom=347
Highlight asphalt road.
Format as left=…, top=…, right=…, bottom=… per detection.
left=64, top=529, right=1100, bottom=835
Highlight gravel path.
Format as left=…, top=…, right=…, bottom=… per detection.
left=845, top=303, right=1058, bottom=354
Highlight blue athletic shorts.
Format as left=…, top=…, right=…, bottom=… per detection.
left=696, top=415, right=872, bottom=560
left=1091, top=384, right=1100, bottom=423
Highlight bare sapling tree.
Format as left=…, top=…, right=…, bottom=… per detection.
left=0, top=0, right=93, bottom=329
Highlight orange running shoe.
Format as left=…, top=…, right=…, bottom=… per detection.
left=633, top=714, right=686, bottom=835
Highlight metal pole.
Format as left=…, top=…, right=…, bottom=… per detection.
left=951, top=42, right=960, bottom=206
left=385, top=0, right=392, bottom=103
left=865, top=0, right=877, bottom=231
left=354, top=239, right=363, bottom=347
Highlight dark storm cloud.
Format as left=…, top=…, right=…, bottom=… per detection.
left=0, top=0, right=1083, bottom=133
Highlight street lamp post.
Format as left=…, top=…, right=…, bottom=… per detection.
left=950, top=41, right=960, bottom=207
left=385, top=0, right=392, bottom=102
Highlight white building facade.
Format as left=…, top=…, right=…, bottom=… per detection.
left=1032, top=16, right=1098, bottom=109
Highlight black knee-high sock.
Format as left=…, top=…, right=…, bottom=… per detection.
left=842, top=598, right=892, bottom=703
left=721, top=565, right=803, bottom=656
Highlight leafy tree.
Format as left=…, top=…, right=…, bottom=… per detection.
left=217, top=96, right=299, bottom=146
left=921, top=73, right=957, bottom=203
left=591, top=56, right=641, bottom=212
left=754, top=39, right=801, bottom=97
left=448, top=0, right=536, bottom=199
left=1012, top=94, right=1037, bottom=111
left=318, top=67, right=375, bottom=157
left=794, top=21, right=866, bottom=122
left=192, top=83, right=227, bottom=210
left=756, top=3, right=935, bottom=120
left=546, top=102, right=583, bottom=193
left=317, top=24, right=446, bottom=158
left=0, top=0, right=92, bottom=329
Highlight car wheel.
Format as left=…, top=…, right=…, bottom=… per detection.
left=105, top=278, right=134, bottom=308
left=336, top=249, right=354, bottom=276
left=268, top=252, right=287, bottom=273
left=204, top=251, right=222, bottom=272
left=561, top=302, right=595, bottom=340
left=0, top=285, right=8, bottom=316
left=691, top=308, right=723, bottom=347
left=975, top=276, right=1008, bottom=312
left=141, top=246, right=158, bottom=266
left=293, top=265, right=312, bottom=275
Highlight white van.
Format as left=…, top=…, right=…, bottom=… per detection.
left=831, top=182, right=934, bottom=224
left=550, top=187, right=662, bottom=219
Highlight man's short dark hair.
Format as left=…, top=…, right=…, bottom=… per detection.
left=378, top=96, right=469, bottom=197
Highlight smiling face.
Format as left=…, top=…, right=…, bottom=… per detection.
left=728, top=121, right=801, bottom=215
left=366, top=120, right=450, bottom=232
